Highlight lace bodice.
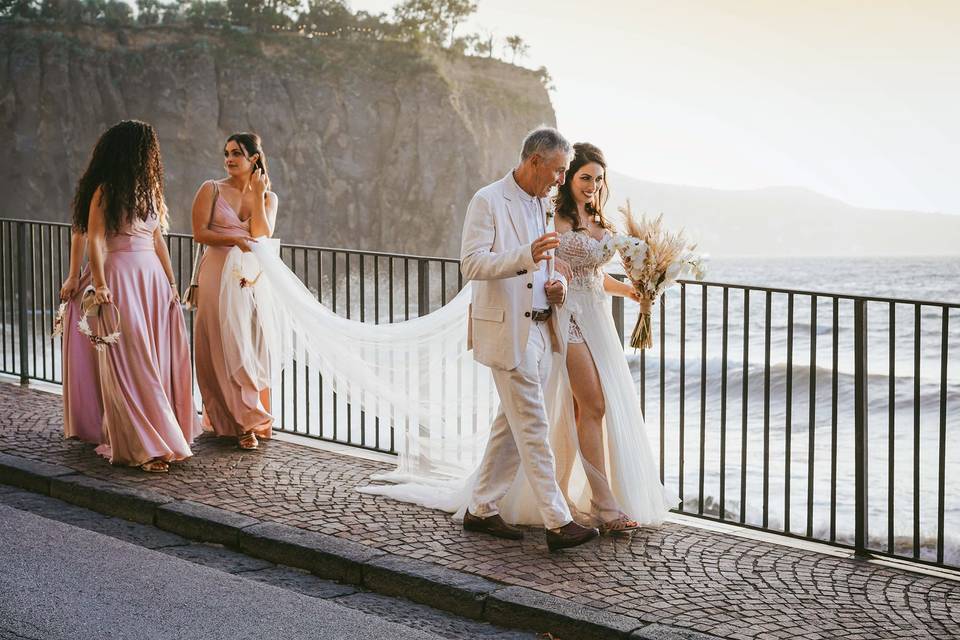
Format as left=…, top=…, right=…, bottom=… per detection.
left=557, top=230, right=615, bottom=292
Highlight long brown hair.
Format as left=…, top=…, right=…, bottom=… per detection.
left=552, top=142, right=613, bottom=232
left=225, top=132, right=271, bottom=191
left=72, top=120, right=166, bottom=234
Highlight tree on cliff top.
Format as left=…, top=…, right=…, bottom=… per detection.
left=504, top=34, right=528, bottom=64
left=1, top=0, right=37, bottom=18
left=296, top=0, right=350, bottom=35
left=225, top=0, right=297, bottom=32
left=392, top=0, right=477, bottom=48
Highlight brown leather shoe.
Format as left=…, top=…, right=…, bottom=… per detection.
left=546, top=521, right=599, bottom=552
left=463, top=511, right=524, bottom=540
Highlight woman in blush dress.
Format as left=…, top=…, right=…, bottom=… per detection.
left=77, top=120, right=201, bottom=473
left=59, top=230, right=102, bottom=444
left=191, top=133, right=278, bottom=450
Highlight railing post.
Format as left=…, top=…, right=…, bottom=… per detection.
left=16, top=222, right=30, bottom=385
left=417, top=259, right=430, bottom=317
left=854, top=299, right=868, bottom=557
left=612, top=297, right=625, bottom=346
left=611, top=274, right=625, bottom=344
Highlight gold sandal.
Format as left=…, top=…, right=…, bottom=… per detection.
left=139, top=459, right=169, bottom=473
left=238, top=432, right=259, bottom=450
left=599, top=512, right=641, bottom=534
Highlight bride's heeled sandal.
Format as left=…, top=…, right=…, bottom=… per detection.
left=599, top=512, right=641, bottom=535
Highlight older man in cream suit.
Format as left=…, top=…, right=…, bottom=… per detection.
left=460, top=127, right=599, bottom=552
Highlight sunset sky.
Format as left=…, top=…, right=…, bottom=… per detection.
left=354, top=0, right=959, bottom=215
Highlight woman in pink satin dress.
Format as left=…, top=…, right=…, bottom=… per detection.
left=76, top=120, right=201, bottom=473
left=59, top=230, right=102, bottom=444
left=191, top=133, right=278, bottom=450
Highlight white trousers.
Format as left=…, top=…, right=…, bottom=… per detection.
left=468, top=322, right=572, bottom=530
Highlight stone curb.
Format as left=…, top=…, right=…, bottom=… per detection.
left=156, top=500, right=260, bottom=546
left=363, top=554, right=500, bottom=620
left=49, top=473, right=173, bottom=525
left=0, top=453, right=713, bottom=640
left=239, top=521, right=385, bottom=584
left=486, top=585, right=643, bottom=639
left=0, top=452, right=74, bottom=493
left=631, top=623, right=725, bottom=639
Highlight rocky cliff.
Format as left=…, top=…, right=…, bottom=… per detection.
left=0, top=23, right=555, bottom=256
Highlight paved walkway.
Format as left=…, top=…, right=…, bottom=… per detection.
left=2, top=382, right=958, bottom=640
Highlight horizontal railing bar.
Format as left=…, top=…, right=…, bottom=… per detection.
left=7, top=221, right=955, bottom=307
left=677, top=278, right=960, bottom=309
left=268, top=242, right=460, bottom=263
left=0, top=218, right=74, bottom=229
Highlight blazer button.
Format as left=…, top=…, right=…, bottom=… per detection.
left=517, top=269, right=527, bottom=275
left=524, top=311, right=531, bottom=318
left=527, top=283, right=533, bottom=289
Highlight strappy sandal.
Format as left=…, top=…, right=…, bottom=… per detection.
left=238, top=432, right=259, bottom=450
left=599, top=512, right=641, bottom=535
left=139, top=459, right=169, bottom=473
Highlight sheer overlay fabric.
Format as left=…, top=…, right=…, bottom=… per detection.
left=234, top=236, right=675, bottom=526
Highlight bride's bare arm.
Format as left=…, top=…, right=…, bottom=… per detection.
left=603, top=273, right=638, bottom=300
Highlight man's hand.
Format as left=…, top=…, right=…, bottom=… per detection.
left=531, top=232, right=560, bottom=263
left=545, top=279, right=565, bottom=305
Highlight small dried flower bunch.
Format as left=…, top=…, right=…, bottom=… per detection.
left=52, top=301, right=69, bottom=338
left=232, top=265, right=263, bottom=289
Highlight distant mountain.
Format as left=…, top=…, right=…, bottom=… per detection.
left=606, top=172, right=960, bottom=257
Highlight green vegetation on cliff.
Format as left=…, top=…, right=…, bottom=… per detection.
left=0, top=0, right=552, bottom=88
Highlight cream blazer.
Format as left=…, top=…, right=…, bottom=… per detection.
left=460, top=172, right=568, bottom=371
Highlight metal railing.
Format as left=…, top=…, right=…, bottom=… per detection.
left=1, top=218, right=956, bottom=571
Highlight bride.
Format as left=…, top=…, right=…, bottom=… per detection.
left=231, top=143, right=675, bottom=531
left=543, top=142, right=677, bottom=531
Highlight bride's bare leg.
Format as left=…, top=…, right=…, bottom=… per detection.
left=566, top=342, right=618, bottom=515
left=259, top=388, right=271, bottom=413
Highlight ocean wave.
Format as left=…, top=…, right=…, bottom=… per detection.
left=626, top=355, right=958, bottom=415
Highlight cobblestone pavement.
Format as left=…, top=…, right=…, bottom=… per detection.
left=3, top=382, right=959, bottom=640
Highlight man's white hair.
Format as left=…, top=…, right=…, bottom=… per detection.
left=519, top=125, right=572, bottom=162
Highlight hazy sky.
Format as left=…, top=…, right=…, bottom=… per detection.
left=352, top=0, right=959, bottom=214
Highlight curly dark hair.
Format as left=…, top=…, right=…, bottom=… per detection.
left=552, top=142, right=613, bottom=233
left=72, top=120, right=166, bottom=235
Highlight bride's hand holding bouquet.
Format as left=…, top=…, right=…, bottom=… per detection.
left=611, top=202, right=707, bottom=349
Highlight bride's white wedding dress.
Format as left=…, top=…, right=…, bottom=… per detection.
left=358, top=230, right=677, bottom=526
left=225, top=235, right=674, bottom=527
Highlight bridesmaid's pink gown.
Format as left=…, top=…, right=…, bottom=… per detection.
left=193, top=186, right=274, bottom=440
left=62, top=266, right=103, bottom=444
left=93, top=214, right=201, bottom=466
